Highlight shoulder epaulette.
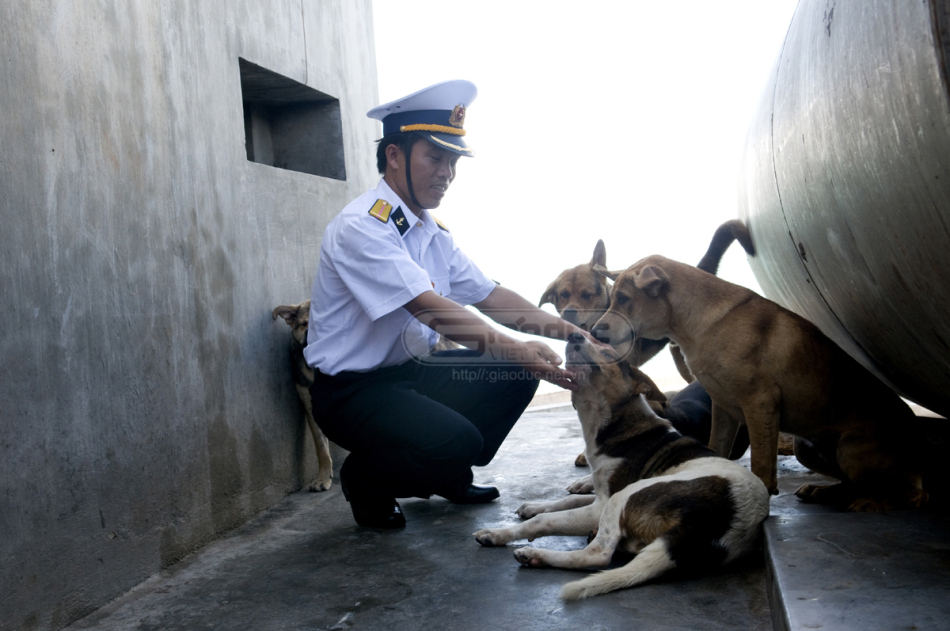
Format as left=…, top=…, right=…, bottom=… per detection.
left=432, top=214, right=449, bottom=232
left=368, top=199, right=393, bottom=223
left=367, top=199, right=408, bottom=236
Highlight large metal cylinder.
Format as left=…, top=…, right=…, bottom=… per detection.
left=739, top=0, right=950, bottom=415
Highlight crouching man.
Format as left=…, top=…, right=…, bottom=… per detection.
left=306, top=80, right=598, bottom=528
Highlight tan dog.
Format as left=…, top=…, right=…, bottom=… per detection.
left=590, top=255, right=928, bottom=511
left=540, top=239, right=681, bottom=375
left=272, top=300, right=333, bottom=492
left=473, top=335, right=769, bottom=600
left=541, top=224, right=756, bottom=384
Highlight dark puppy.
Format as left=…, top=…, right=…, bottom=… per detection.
left=272, top=300, right=333, bottom=492
left=473, top=335, right=769, bottom=600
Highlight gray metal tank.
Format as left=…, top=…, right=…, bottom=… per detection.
left=738, top=0, right=950, bottom=415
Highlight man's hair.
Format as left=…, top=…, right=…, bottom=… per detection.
left=375, top=132, right=420, bottom=174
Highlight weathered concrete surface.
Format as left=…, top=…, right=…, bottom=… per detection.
left=764, top=448, right=950, bottom=631
left=766, top=510, right=950, bottom=631
left=64, top=405, right=772, bottom=631
left=0, top=2, right=376, bottom=629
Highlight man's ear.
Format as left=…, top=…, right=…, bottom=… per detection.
left=385, top=143, right=403, bottom=172
left=539, top=279, right=559, bottom=307
left=590, top=239, right=607, bottom=269
left=634, top=265, right=669, bottom=298
left=592, top=264, right=623, bottom=281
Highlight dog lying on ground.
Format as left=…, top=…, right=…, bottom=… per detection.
left=473, top=335, right=769, bottom=600
left=590, top=255, right=929, bottom=511
left=272, top=300, right=334, bottom=492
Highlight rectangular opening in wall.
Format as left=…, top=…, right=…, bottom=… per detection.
left=239, top=58, right=346, bottom=181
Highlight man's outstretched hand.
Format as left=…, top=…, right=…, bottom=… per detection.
left=512, top=340, right=580, bottom=391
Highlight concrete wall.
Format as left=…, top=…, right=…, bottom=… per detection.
left=0, top=2, right=378, bottom=629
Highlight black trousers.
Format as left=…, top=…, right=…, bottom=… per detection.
left=309, top=350, right=540, bottom=499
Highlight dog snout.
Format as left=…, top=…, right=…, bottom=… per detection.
left=567, top=332, right=586, bottom=345
left=563, top=308, right=578, bottom=323
left=590, top=322, right=610, bottom=343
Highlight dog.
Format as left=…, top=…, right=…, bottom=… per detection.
left=541, top=226, right=754, bottom=476
left=540, top=239, right=681, bottom=377
left=272, top=300, right=334, bottom=492
left=540, top=239, right=670, bottom=477
left=590, top=254, right=929, bottom=511
left=473, top=335, right=769, bottom=600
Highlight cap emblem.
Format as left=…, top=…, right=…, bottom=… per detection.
left=449, top=104, right=466, bottom=128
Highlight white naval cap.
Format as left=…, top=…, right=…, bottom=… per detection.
left=367, top=80, right=477, bottom=156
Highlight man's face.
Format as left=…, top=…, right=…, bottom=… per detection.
left=391, top=139, right=460, bottom=211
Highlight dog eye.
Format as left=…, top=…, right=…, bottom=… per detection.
left=580, top=292, right=592, bottom=301
left=615, top=293, right=629, bottom=306
left=560, top=291, right=570, bottom=300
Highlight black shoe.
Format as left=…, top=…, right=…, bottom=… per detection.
left=340, top=469, right=406, bottom=529
left=436, top=483, right=500, bottom=505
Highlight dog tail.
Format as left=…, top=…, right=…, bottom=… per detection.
left=697, top=219, right=755, bottom=276
left=559, top=539, right=676, bottom=601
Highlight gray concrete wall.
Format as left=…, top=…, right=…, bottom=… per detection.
left=0, top=2, right=378, bottom=629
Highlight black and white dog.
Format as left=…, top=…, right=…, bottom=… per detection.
left=474, top=335, right=769, bottom=600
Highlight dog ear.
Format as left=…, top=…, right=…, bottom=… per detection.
left=634, top=266, right=669, bottom=298
left=592, top=264, right=622, bottom=281
left=590, top=239, right=607, bottom=269
left=272, top=304, right=300, bottom=326
left=538, top=279, right=559, bottom=308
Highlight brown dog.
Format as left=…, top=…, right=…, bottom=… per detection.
left=272, top=300, right=334, bottom=492
left=590, top=255, right=928, bottom=511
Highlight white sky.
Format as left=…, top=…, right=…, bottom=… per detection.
left=371, top=0, right=800, bottom=391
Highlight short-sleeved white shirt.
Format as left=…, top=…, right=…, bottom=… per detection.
left=304, top=178, right=496, bottom=375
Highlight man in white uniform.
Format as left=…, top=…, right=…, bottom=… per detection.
left=306, top=80, right=600, bottom=528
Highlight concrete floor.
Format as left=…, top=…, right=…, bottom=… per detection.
left=66, top=400, right=950, bottom=631
left=66, top=404, right=774, bottom=631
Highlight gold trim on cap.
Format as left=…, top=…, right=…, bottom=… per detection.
left=400, top=124, right=466, bottom=136
left=428, top=135, right=474, bottom=154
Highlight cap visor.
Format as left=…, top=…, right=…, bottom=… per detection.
left=423, top=132, right=474, bottom=156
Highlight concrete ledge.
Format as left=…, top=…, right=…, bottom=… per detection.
left=765, top=511, right=950, bottom=631
left=527, top=390, right=572, bottom=408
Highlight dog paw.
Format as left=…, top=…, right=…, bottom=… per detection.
left=513, top=547, right=546, bottom=567
left=516, top=502, right=545, bottom=520
left=473, top=529, right=507, bottom=547
left=848, top=489, right=929, bottom=513
left=796, top=482, right=850, bottom=505
left=308, top=477, right=332, bottom=492
left=566, top=475, right=594, bottom=495
left=907, top=488, right=930, bottom=508
left=794, top=483, right=822, bottom=502
left=575, top=452, right=588, bottom=467
left=847, top=497, right=891, bottom=513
